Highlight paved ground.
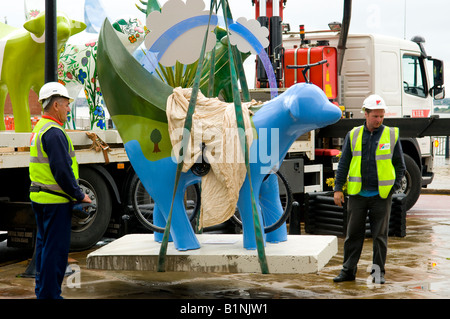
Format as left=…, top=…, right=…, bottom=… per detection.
left=422, top=156, right=450, bottom=192
left=1, top=194, right=450, bottom=301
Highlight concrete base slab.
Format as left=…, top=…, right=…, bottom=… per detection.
left=87, top=234, right=337, bottom=274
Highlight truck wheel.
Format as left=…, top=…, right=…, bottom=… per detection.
left=231, top=170, right=293, bottom=233
left=396, top=154, right=421, bottom=211
left=70, top=167, right=112, bottom=251
left=129, top=173, right=200, bottom=233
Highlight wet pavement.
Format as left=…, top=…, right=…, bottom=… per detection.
left=1, top=159, right=450, bottom=300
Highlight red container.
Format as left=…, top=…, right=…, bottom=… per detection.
left=284, top=46, right=338, bottom=100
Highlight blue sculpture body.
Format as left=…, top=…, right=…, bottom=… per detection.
left=127, top=83, right=342, bottom=250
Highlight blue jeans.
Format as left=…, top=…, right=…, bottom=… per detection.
left=32, top=202, right=72, bottom=299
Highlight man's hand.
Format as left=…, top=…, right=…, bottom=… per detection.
left=81, top=193, right=92, bottom=203
left=334, top=191, right=345, bottom=207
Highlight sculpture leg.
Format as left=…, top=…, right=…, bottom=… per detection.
left=153, top=179, right=200, bottom=251
left=124, top=141, right=200, bottom=251
left=260, top=173, right=287, bottom=243
left=0, top=85, right=7, bottom=131
left=9, top=86, right=32, bottom=132
left=237, top=178, right=266, bottom=250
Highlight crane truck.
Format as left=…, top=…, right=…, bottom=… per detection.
left=252, top=0, right=446, bottom=211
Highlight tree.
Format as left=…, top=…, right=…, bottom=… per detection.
left=150, top=129, right=162, bottom=153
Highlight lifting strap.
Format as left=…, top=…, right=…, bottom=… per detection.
left=221, top=0, right=268, bottom=274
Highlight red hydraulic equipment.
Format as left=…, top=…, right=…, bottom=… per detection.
left=284, top=44, right=338, bottom=99
left=252, top=0, right=339, bottom=101
left=252, top=0, right=285, bottom=20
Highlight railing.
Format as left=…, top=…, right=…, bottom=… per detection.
left=434, top=136, right=449, bottom=158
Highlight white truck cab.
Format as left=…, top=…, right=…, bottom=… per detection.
left=281, top=31, right=445, bottom=210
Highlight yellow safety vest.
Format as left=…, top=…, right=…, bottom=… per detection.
left=29, top=118, right=79, bottom=204
left=347, top=125, right=399, bottom=199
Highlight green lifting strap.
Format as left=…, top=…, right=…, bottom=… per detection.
left=223, top=3, right=251, bottom=103
left=207, top=32, right=217, bottom=97
left=221, top=0, right=269, bottom=274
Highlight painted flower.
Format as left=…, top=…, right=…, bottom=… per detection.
left=78, top=70, right=87, bottom=84
left=96, top=119, right=105, bottom=130
left=67, top=72, right=73, bottom=80
left=81, top=57, right=88, bottom=66
left=128, top=35, right=137, bottom=43
left=94, top=106, right=102, bottom=116
left=58, top=62, right=64, bottom=77
left=29, top=10, right=40, bottom=18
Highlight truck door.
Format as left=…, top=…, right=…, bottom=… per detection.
left=401, top=52, right=432, bottom=117
left=401, top=52, right=433, bottom=158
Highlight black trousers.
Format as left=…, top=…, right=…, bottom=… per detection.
left=342, top=194, right=392, bottom=275
left=32, top=202, right=72, bottom=299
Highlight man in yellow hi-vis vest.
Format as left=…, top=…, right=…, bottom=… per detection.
left=29, top=82, right=91, bottom=299
left=333, top=94, right=405, bottom=284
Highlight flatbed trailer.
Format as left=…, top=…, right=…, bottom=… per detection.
left=0, top=129, right=138, bottom=251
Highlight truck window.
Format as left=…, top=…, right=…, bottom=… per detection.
left=402, top=55, right=427, bottom=98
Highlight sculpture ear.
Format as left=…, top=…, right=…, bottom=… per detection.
left=71, top=20, right=87, bottom=36
left=23, top=15, right=45, bottom=36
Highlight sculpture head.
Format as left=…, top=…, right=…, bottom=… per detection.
left=112, top=17, right=147, bottom=53
left=23, top=11, right=86, bottom=46
left=285, top=83, right=342, bottom=134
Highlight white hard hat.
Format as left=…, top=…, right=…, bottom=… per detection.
left=362, top=94, right=388, bottom=111
left=38, top=82, right=74, bottom=106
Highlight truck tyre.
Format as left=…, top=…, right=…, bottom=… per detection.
left=397, top=154, right=421, bottom=211
left=231, top=170, right=293, bottom=233
left=129, top=173, right=200, bottom=233
left=70, top=166, right=112, bottom=251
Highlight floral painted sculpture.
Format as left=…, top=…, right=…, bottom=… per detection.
left=0, top=12, right=85, bottom=132
left=58, top=17, right=147, bottom=130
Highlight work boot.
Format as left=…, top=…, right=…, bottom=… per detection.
left=333, top=270, right=356, bottom=282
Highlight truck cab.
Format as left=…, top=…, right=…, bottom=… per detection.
left=281, top=30, right=445, bottom=210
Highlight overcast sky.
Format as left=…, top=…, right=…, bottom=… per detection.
left=2, top=0, right=449, bottom=86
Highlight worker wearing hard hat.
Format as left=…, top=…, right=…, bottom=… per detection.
left=29, top=82, right=91, bottom=299
left=333, top=94, right=406, bottom=284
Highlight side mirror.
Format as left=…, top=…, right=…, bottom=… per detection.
left=432, top=86, right=445, bottom=100
left=430, top=59, right=445, bottom=100
left=433, top=59, right=444, bottom=87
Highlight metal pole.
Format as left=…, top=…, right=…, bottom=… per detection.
left=45, top=0, right=57, bottom=83
left=446, top=136, right=449, bottom=159
left=273, top=0, right=279, bottom=17
left=21, top=0, right=58, bottom=279
left=259, top=0, right=266, bottom=17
